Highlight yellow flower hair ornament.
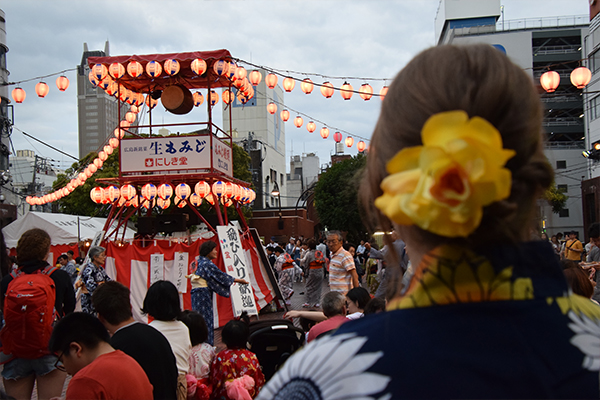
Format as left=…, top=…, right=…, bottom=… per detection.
left=374, top=110, right=516, bottom=238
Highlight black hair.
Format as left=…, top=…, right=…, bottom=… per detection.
left=274, top=246, right=284, bottom=254
left=179, top=310, right=208, bottom=346
left=199, top=241, right=217, bottom=257
left=589, top=223, right=600, bottom=239
left=92, top=281, right=133, bottom=325
left=67, top=250, right=74, bottom=256
left=346, top=287, right=372, bottom=310
left=75, top=257, right=84, bottom=264
left=141, top=280, right=181, bottom=321
left=363, top=297, right=386, bottom=315
left=221, top=312, right=250, bottom=349
left=57, top=255, right=68, bottom=262
left=49, top=312, right=110, bottom=355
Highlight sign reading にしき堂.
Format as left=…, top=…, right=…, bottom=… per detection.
left=217, top=225, right=258, bottom=317
left=119, top=134, right=232, bottom=177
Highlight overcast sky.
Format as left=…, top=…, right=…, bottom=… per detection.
left=0, top=0, right=591, bottom=172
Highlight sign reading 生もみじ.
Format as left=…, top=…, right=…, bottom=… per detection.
left=119, top=134, right=232, bottom=177
left=216, top=225, right=258, bottom=317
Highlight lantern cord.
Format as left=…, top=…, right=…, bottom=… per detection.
left=12, top=127, right=78, bottom=160
left=0, top=68, right=77, bottom=86
left=254, top=88, right=370, bottom=143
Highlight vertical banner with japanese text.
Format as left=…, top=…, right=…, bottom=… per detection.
left=150, top=253, right=165, bottom=285
left=171, top=252, right=188, bottom=293
left=217, top=225, right=258, bottom=317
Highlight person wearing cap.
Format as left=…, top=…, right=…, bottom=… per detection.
left=563, top=231, right=583, bottom=261
left=78, top=246, right=111, bottom=314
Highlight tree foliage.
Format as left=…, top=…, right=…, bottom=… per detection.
left=314, top=155, right=368, bottom=244
left=543, top=182, right=568, bottom=214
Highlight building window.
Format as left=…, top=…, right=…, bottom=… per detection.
left=591, top=96, right=600, bottom=121
left=590, top=49, right=600, bottom=74
left=557, top=184, right=568, bottom=192
left=556, top=160, right=567, bottom=169
left=87, top=132, right=99, bottom=137
left=87, top=125, right=98, bottom=130
left=86, top=119, right=98, bottom=123
left=86, top=105, right=98, bottom=110
left=559, top=209, right=570, bottom=218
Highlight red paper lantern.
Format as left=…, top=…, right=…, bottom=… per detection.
left=235, top=66, right=247, bottom=81
left=540, top=71, right=560, bottom=93
left=380, top=86, right=389, bottom=100
left=195, top=181, right=210, bottom=198
left=157, top=184, right=173, bottom=200
left=35, top=82, right=49, bottom=98
left=320, top=82, right=334, bottom=98
left=12, top=87, right=25, bottom=103
left=127, top=61, right=144, bottom=78
left=357, top=140, right=366, bottom=152
left=359, top=84, right=373, bottom=100
left=120, top=184, right=136, bottom=201
left=109, top=138, right=119, bottom=149
left=265, top=73, right=278, bottom=89
left=320, top=127, right=329, bottom=139
left=340, top=82, right=353, bottom=100
left=294, top=116, right=303, bottom=128
left=249, top=70, right=262, bottom=86
left=189, top=193, right=202, bottom=207
left=92, top=64, right=108, bottom=81
left=175, top=183, right=191, bottom=200
left=109, top=63, right=125, bottom=79
left=191, top=59, right=207, bottom=76
left=105, top=82, right=118, bottom=96
left=104, top=145, right=113, bottom=155
left=301, top=78, right=314, bottom=94
left=333, top=132, right=342, bottom=143
left=146, top=61, right=162, bottom=78
left=283, top=77, right=295, bottom=92
left=213, top=60, right=229, bottom=76
left=56, top=75, right=70, bottom=91
left=193, top=92, right=204, bottom=107
left=164, top=59, right=180, bottom=76
left=141, top=183, right=157, bottom=201
left=125, top=111, right=136, bottom=124
left=280, top=109, right=290, bottom=122
left=267, top=102, right=277, bottom=114
left=307, top=121, right=316, bottom=133
left=90, top=187, right=104, bottom=204
left=87, top=163, right=98, bottom=174
left=93, top=158, right=103, bottom=169
left=114, top=127, right=125, bottom=139
left=212, top=181, right=225, bottom=197
left=570, top=67, right=591, bottom=89
left=223, top=182, right=234, bottom=199
left=345, top=136, right=354, bottom=147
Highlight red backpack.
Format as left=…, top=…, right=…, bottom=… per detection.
left=1, top=265, right=57, bottom=360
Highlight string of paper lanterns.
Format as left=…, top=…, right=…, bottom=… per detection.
left=540, top=66, right=592, bottom=93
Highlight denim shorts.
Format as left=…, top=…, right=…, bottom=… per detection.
left=1, top=354, right=58, bottom=380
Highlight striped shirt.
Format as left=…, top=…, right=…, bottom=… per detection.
left=329, top=247, right=355, bottom=295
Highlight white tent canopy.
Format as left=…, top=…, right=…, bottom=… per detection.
left=2, top=211, right=136, bottom=248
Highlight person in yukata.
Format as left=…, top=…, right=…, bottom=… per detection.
left=274, top=246, right=302, bottom=306
left=187, top=241, right=249, bottom=345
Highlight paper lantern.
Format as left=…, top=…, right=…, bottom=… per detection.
left=280, top=109, right=290, bottom=122
left=146, top=61, right=162, bottom=78
left=357, top=140, right=366, bottom=152
left=267, top=102, right=277, bottom=115
left=119, top=185, right=136, bottom=201
left=301, top=78, right=314, bottom=94
left=223, top=182, right=234, bottom=199
left=114, top=127, right=125, bottom=139
left=222, top=90, right=233, bottom=105
left=359, top=84, right=373, bottom=100
left=157, top=184, right=173, bottom=200
left=283, top=77, right=295, bottom=92
left=92, top=64, right=108, bottom=81
left=98, top=76, right=113, bottom=91
left=540, top=71, right=560, bottom=93
left=90, top=187, right=104, bottom=204
left=193, top=92, right=204, bottom=107
left=98, top=151, right=108, bottom=161
left=189, top=193, right=202, bottom=207
left=164, top=59, right=180, bottom=76
left=380, top=86, right=388, bottom=100
left=210, top=90, right=219, bottom=106
left=195, top=181, right=210, bottom=198
left=220, top=197, right=233, bottom=207
left=106, top=186, right=120, bottom=202
left=35, top=82, right=49, bottom=98
left=88, top=71, right=100, bottom=87
left=119, top=88, right=131, bottom=103
left=130, top=105, right=139, bottom=114
left=12, top=87, right=25, bottom=103
left=213, top=60, right=229, bottom=76
left=105, top=82, right=118, bottom=96
left=249, top=70, right=262, bottom=85
left=306, top=121, right=316, bottom=133
left=265, top=73, right=278, bottom=89
left=140, top=197, right=155, bottom=210
left=145, top=94, right=158, bottom=109
left=570, top=67, right=591, bottom=89
left=345, top=136, right=354, bottom=147
left=334, top=132, right=342, bottom=143
left=109, top=62, right=125, bottom=79
left=56, top=75, right=69, bottom=91
left=320, top=82, right=334, bottom=98
left=191, top=59, right=207, bottom=75
left=141, top=183, right=157, bottom=201
left=93, top=158, right=103, bottom=169
left=320, top=127, right=329, bottom=139
left=294, top=116, right=303, bottom=128
left=127, top=61, right=144, bottom=78
left=340, top=82, right=353, bottom=100
left=212, top=181, right=225, bottom=198
left=231, top=184, right=241, bottom=201
left=226, top=63, right=237, bottom=80
left=84, top=169, right=93, bottom=179
left=176, top=197, right=187, bottom=208
left=125, top=111, right=136, bottom=124
left=87, top=163, right=98, bottom=174
left=175, top=183, right=191, bottom=200
left=157, top=198, right=171, bottom=210
left=204, top=193, right=216, bottom=206
left=103, top=145, right=113, bottom=155
left=235, top=66, right=247, bottom=81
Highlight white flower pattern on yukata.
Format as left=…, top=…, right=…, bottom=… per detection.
left=567, top=310, right=600, bottom=371
left=258, top=333, right=391, bottom=400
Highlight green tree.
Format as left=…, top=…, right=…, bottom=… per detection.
left=314, top=154, right=367, bottom=244
left=544, top=182, right=568, bottom=214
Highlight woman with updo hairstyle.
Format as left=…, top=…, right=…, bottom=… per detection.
left=78, top=245, right=111, bottom=314
left=186, top=240, right=248, bottom=346
left=258, top=45, right=600, bottom=399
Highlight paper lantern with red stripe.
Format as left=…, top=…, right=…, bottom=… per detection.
left=157, top=184, right=173, bottom=200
